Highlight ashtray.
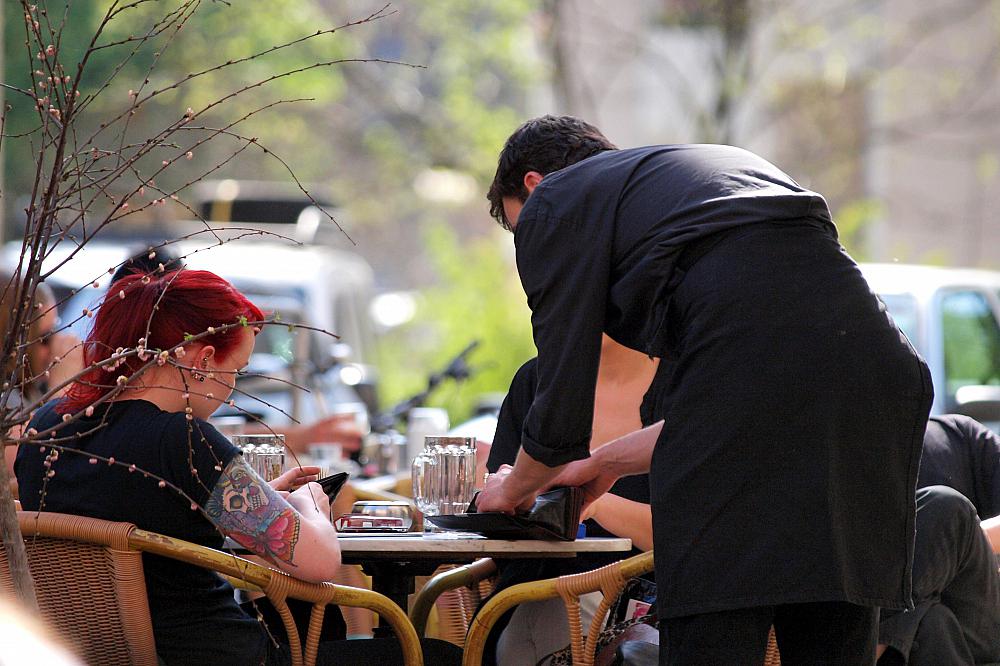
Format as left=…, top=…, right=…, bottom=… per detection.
left=335, top=500, right=414, bottom=532
left=335, top=514, right=410, bottom=532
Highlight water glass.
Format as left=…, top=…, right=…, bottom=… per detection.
left=232, top=433, right=286, bottom=482
left=411, top=436, right=477, bottom=525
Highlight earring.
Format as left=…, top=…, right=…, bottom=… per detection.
left=193, top=357, right=209, bottom=383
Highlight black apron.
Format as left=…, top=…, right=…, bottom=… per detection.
left=647, top=222, right=933, bottom=618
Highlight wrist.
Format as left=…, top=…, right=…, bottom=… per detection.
left=590, top=447, right=622, bottom=482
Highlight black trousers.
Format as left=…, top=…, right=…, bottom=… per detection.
left=659, top=601, right=877, bottom=665
left=878, top=486, right=1000, bottom=665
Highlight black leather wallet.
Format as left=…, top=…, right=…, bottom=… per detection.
left=317, top=472, right=350, bottom=501
left=426, top=486, right=584, bottom=541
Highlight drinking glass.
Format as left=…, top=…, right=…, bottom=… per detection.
left=411, top=436, right=477, bottom=528
left=411, top=445, right=442, bottom=521
left=434, top=437, right=477, bottom=516
left=232, top=433, right=286, bottom=482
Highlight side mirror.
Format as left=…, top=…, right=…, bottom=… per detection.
left=954, top=385, right=1000, bottom=423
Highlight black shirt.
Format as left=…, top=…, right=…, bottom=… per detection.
left=918, top=414, right=1000, bottom=520
left=513, top=145, right=833, bottom=468
left=16, top=400, right=265, bottom=665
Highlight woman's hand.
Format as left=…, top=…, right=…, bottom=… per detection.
left=580, top=494, right=604, bottom=522
left=268, top=465, right=320, bottom=492
left=285, top=481, right=332, bottom=522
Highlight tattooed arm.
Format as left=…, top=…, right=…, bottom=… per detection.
left=205, top=456, right=341, bottom=582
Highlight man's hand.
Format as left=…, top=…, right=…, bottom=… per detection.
left=475, top=465, right=535, bottom=514
left=547, top=456, right=617, bottom=515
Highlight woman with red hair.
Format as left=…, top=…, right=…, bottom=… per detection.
left=15, top=268, right=344, bottom=664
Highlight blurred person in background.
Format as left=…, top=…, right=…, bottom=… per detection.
left=2, top=268, right=81, bottom=495
left=476, top=115, right=933, bottom=665
left=875, top=414, right=1000, bottom=666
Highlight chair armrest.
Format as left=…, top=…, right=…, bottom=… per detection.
left=409, top=558, right=497, bottom=636
left=462, top=551, right=654, bottom=666
left=129, top=528, right=424, bottom=666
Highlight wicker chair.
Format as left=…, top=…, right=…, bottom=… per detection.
left=409, top=558, right=498, bottom=641
left=1, top=511, right=424, bottom=666
left=462, top=550, right=781, bottom=666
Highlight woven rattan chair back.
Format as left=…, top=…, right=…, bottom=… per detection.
left=1, top=511, right=158, bottom=666
left=6, top=511, right=425, bottom=666
left=432, top=566, right=495, bottom=645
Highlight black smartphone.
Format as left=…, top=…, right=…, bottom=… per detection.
left=317, top=472, right=350, bottom=501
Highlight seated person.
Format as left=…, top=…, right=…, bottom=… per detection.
left=484, top=335, right=658, bottom=665
left=878, top=414, right=1000, bottom=665
left=15, top=268, right=458, bottom=665
left=1, top=270, right=80, bottom=496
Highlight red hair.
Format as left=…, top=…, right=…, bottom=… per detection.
left=60, top=270, right=264, bottom=414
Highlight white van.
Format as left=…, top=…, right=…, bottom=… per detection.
left=861, top=263, right=1000, bottom=429
left=3, top=238, right=380, bottom=426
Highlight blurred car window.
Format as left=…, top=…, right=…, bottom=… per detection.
left=941, top=290, right=1000, bottom=406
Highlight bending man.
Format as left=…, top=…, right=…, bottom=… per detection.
left=474, top=115, right=933, bottom=664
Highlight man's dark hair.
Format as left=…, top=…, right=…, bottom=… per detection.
left=110, top=247, right=184, bottom=285
left=487, top=115, right=617, bottom=230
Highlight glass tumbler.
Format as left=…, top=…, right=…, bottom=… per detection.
left=411, top=445, right=442, bottom=524
left=433, top=437, right=477, bottom=516
left=232, top=433, right=286, bottom=482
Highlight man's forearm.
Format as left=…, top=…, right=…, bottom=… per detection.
left=591, top=420, right=662, bottom=477
left=503, top=449, right=565, bottom=505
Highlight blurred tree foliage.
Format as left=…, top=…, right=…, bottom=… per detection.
left=2, top=1, right=540, bottom=424
left=375, top=223, right=535, bottom=423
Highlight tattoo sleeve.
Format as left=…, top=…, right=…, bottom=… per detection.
left=206, top=456, right=302, bottom=567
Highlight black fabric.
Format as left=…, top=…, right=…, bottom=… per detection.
left=512, top=145, right=933, bottom=620
left=649, top=223, right=931, bottom=616
left=878, top=486, right=1000, bottom=665
left=660, top=601, right=877, bottom=666
left=16, top=399, right=268, bottom=665
left=248, top=596, right=456, bottom=666
left=917, top=414, right=1000, bottom=519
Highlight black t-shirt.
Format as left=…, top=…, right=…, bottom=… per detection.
left=918, top=414, right=1000, bottom=520
left=16, top=399, right=266, bottom=665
